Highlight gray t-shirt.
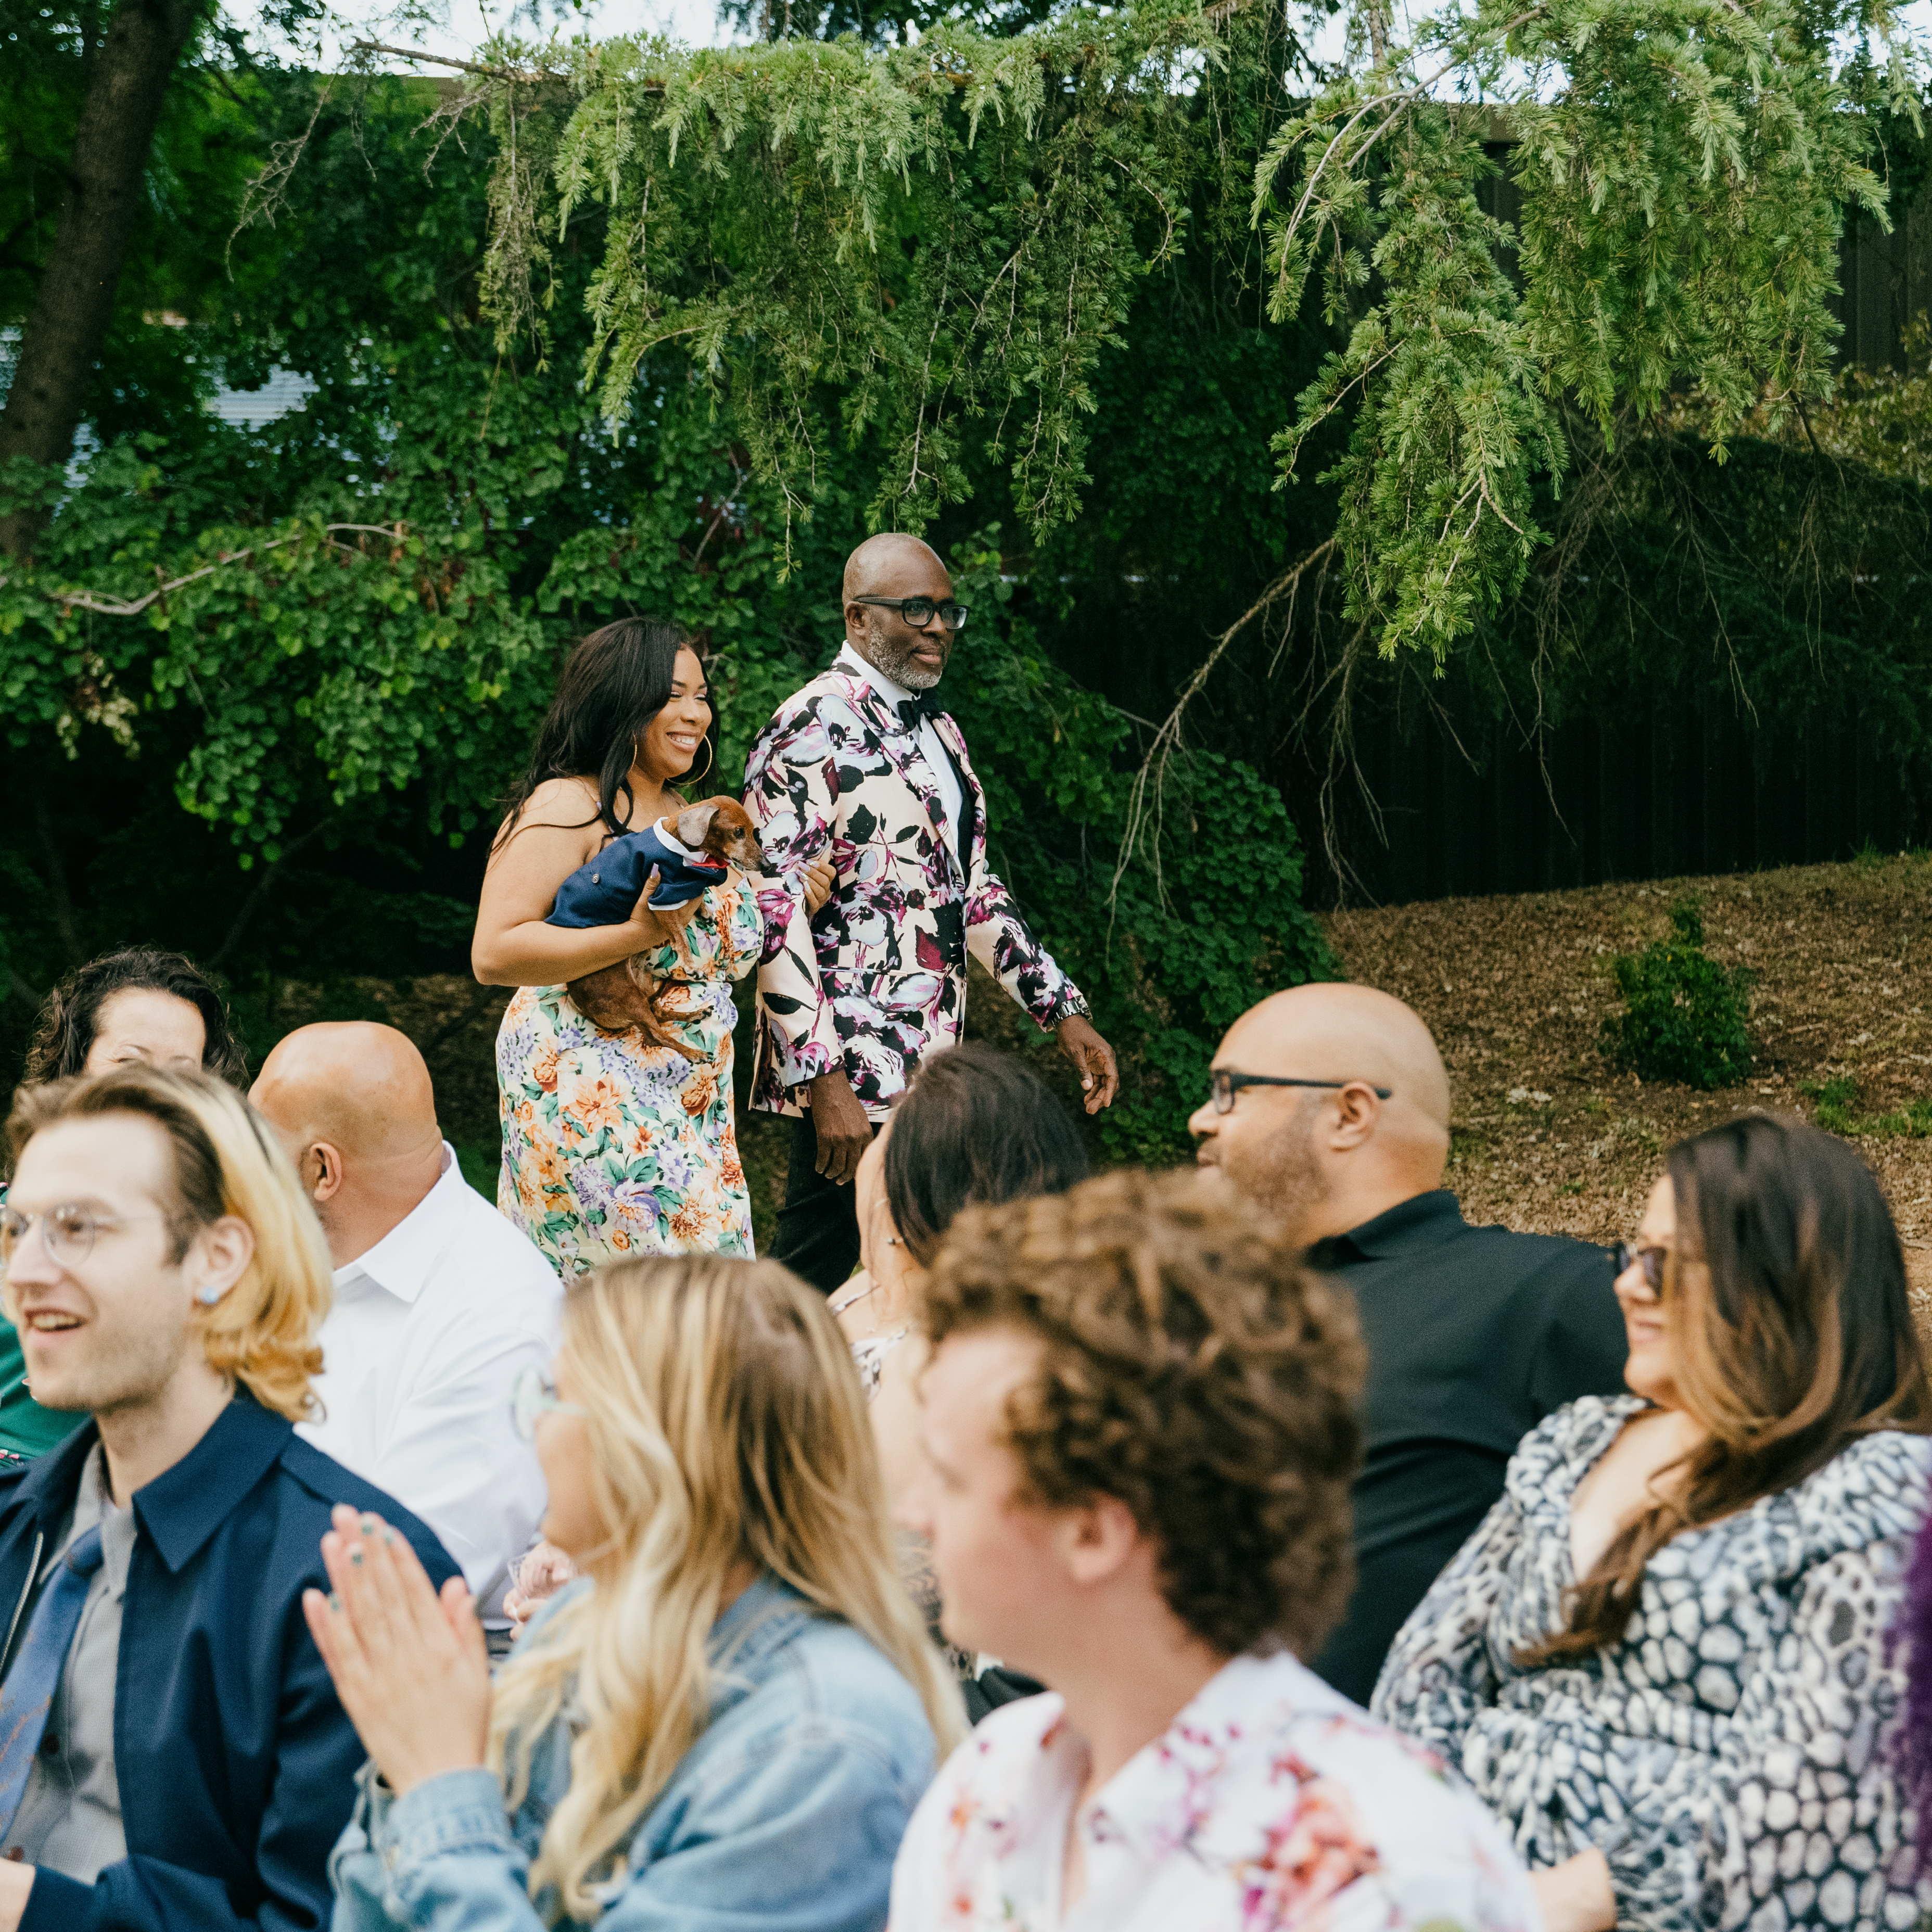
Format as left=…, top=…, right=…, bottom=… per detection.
left=6, top=1443, right=134, bottom=1878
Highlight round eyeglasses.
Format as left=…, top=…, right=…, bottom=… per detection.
left=0, top=1202, right=167, bottom=1273
left=510, top=1365, right=586, bottom=1443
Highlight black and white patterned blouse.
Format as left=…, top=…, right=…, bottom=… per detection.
left=1372, top=1395, right=1931, bottom=1932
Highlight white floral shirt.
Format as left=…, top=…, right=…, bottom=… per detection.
left=887, top=1647, right=1540, bottom=1932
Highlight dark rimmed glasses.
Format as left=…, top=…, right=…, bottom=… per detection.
left=1206, top=1069, right=1393, bottom=1116
left=1613, top=1240, right=1670, bottom=1298
left=852, top=594, right=970, bottom=632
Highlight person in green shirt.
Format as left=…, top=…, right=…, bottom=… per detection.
left=1, top=946, right=248, bottom=1460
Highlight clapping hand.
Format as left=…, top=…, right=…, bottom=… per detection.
left=302, top=1505, right=492, bottom=1798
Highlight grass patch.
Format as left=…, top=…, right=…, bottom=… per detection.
left=1803, top=1076, right=1932, bottom=1139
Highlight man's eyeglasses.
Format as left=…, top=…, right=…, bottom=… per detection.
left=1206, top=1069, right=1393, bottom=1116
left=852, top=594, right=970, bottom=632
left=1613, top=1241, right=1670, bottom=1298
left=0, top=1203, right=167, bottom=1272
left=510, top=1365, right=586, bottom=1443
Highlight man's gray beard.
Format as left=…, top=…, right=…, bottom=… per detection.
left=868, top=633, right=944, bottom=691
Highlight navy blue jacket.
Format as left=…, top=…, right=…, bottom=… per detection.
left=546, top=824, right=727, bottom=923
left=2, top=1391, right=456, bottom=1932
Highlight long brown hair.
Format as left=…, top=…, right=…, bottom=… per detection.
left=1527, top=1113, right=1932, bottom=1663
left=496, top=618, right=715, bottom=847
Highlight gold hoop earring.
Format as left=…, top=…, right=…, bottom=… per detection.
left=686, top=739, right=715, bottom=788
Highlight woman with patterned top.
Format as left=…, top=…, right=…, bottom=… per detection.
left=474, top=618, right=831, bottom=1275
left=831, top=1043, right=1088, bottom=1713
left=1374, top=1113, right=1932, bottom=1932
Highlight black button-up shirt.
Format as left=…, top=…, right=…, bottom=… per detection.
left=1307, top=1189, right=1629, bottom=1706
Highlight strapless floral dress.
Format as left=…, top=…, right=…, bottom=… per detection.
left=495, top=878, right=762, bottom=1275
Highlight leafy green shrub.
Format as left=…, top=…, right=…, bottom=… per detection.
left=1600, top=901, right=1753, bottom=1089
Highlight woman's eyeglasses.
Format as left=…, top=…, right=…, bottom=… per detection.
left=1206, top=1069, right=1393, bottom=1116
left=1613, top=1240, right=1670, bottom=1298
left=510, top=1366, right=586, bottom=1443
left=851, top=594, right=970, bottom=632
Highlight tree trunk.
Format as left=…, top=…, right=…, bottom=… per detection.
left=0, top=0, right=204, bottom=558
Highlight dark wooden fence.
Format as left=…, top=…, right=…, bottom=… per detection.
left=1288, top=154, right=1932, bottom=907
left=1292, top=690, right=1928, bottom=906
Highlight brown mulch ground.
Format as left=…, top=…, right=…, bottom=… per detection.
left=1319, top=851, right=1932, bottom=1309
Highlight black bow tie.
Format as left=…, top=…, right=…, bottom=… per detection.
left=896, top=692, right=940, bottom=732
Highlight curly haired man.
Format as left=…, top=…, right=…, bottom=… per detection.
left=888, top=1167, right=1539, bottom=1932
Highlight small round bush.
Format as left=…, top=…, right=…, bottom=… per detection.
left=1601, top=901, right=1754, bottom=1090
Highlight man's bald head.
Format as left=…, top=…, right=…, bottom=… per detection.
left=843, top=532, right=947, bottom=604
left=842, top=533, right=956, bottom=692
left=1224, top=984, right=1451, bottom=1130
left=1189, top=983, right=1452, bottom=1243
left=250, top=1023, right=445, bottom=1266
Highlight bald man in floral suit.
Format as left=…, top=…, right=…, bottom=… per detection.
left=742, top=532, right=1118, bottom=1290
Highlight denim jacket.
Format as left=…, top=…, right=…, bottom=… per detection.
left=328, top=1573, right=938, bottom=1931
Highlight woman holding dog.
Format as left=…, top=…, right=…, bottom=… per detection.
left=474, top=618, right=827, bottom=1274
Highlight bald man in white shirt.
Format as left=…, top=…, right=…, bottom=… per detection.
left=250, top=1023, right=560, bottom=1635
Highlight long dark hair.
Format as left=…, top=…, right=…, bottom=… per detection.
left=1524, top=1113, right=1932, bottom=1664
left=23, top=947, right=248, bottom=1087
left=499, top=618, right=716, bottom=844
left=883, top=1043, right=1090, bottom=1265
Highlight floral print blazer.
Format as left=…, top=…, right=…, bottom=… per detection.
left=1373, top=1395, right=1932, bottom=1932
left=742, top=658, right=1087, bottom=1118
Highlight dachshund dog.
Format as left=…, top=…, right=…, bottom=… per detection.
left=565, top=798, right=765, bottom=1055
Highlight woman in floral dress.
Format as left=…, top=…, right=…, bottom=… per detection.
left=473, top=617, right=827, bottom=1276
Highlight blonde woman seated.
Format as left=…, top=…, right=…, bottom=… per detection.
left=311, top=1255, right=962, bottom=1932
left=1374, top=1114, right=1932, bottom=1932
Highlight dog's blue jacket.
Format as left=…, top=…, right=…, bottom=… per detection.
left=546, top=824, right=727, bottom=924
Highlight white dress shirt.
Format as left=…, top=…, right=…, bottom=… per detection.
left=888, top=1648, right=1541, bottom=1932
left=835, top=643, right=964, bottom=860
left=298, top=1145, right=561, bottom=1614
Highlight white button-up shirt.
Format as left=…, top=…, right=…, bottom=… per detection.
left=888, top=1648, right=1540, bottom=1932
left=298, top=1146, right=561, bottom=1613
left=835, top=643, right=964, bottom=861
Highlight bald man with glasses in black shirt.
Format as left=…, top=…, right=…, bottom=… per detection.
left=1189, top=983, right=1628, bottom=1706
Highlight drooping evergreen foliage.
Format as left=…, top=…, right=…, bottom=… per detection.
left=459, top=0, right=1918, bottom=656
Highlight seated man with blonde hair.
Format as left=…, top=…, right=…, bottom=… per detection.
left=0, top=1066, right=455, bottom=1932
left=890, top=1168, right=1540, bottom=1932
